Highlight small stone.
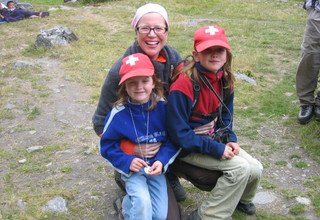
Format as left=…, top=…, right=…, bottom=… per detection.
left=17, top=199, right=26, bottom=210
left=42, top=196, right=68, bottom=213
left=29, top=130, right=37, bottom=135
left=253, top=191, right=276, bottom=205
left=27, top=146, right=43, bottom=153
left=296, top=196, right=311, bottom=205
left=18, top=159, right=27, bottom=164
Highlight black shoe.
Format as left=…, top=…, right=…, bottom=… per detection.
left=298, top=105, right=314, bottom=124
left=188, top=209, right=201, bottom=220
left=315, top=105, right=320, bottom=121
left=166, top=172, right=187, bottom=202
left=236, top=202, right=256, bottom=215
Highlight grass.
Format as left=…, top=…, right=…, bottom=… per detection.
left=0, top=0, right=319, bottom=219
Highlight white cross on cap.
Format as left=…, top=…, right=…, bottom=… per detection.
left=205, top=26, right=219, bottom=35
left=126, top=55, right=139, bottom=66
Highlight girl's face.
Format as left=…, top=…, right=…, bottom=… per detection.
left=193, top=46, right=227, bottom=73
left=136, top=13, right=168, bottom=60
left=125, top=76, right=155, bottom=104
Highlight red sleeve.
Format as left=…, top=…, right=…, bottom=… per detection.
left=120, top=139, right=135, bottom=155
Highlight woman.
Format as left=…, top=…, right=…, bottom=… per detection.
left=93, top=3, right=222, bottom=219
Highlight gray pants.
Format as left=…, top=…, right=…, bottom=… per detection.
left=180, top=149, right=263, bottom=220
left=296, top=9, right=320, bottom=106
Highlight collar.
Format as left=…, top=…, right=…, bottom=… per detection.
left=195, top=62, right=223, bottom=80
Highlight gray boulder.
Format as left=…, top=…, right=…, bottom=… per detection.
left=35, top=26, right=78, bottom=48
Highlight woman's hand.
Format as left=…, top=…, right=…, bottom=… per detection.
left=147, top=160, right=163, bottom=176
left=193, top=119, right=217, bottom=135
left=129, top=158, right=149, bottom=172
left=134, top=142, right=161, bottom=158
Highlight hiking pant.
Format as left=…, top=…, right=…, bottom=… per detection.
left=180, top=148, right=263, bottom=220
left=296, top=8, right=320, bottom=107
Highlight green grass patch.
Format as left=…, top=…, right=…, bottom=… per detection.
left=289, top=204, right=306, bottom=215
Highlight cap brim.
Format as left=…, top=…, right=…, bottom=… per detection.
left=196, top=40, right=230, bottom=52
left=119, top=69, right=154, bottom=85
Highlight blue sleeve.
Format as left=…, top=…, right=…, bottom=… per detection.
left=166, top=90, right=225, bottom=159
left=99, top=114, right=136, bottom=175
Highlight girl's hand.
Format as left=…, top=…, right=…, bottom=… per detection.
left=129, top=158, right=148, bottom=172
left=147, top=161, right=163, bottom=176
left=134, top=142, right=161, bottom=158
left=221, top=145, right=234, bottom=160
left=226, top=142, right=240, bottom=155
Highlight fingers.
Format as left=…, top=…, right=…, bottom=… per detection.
left=129, top=158, right=148, bottom=172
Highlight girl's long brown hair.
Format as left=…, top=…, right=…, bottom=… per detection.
left=172, top=50, right=235, bottom=88
left=114, top=75, right=164, bottom=111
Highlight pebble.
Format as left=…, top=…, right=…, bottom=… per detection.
left=26, top=146, right=43, bottom=153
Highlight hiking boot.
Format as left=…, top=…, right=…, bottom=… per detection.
left=188, top=209, right=201, bottom=220
left=166, top=172, right=187, bottom=202
left=298, top=105, right=314, bottom=124
left=315, top=105, right=320, bottom=121
left=236, top=202, right=256, bottom=215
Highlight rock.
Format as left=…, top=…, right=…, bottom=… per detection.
left=18, top=159, right=27, bottom=164
left=296, top=196, right=311, bottom=205
left=13, top=60, right=34, bottom=69
left=17, top=199, right=26, bottom=210
left=253, top=191, right=277, bottom=205
left=35, top=26, right=78, bottom=48
left=42, top=196, right=68, bottom=213
left=235, top=72, right=257, bottom=85
left=5, top=103, right=16, bottom=109
left=26, top=146, right=43, bottom=153
left=16, top=3, right=33, bottom=10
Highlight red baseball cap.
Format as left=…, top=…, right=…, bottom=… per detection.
left=119, top=53, right=154, bottom=85
left=194, top=25, right=230, bottom=52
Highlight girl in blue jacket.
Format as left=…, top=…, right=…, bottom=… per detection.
left=166, top=26, right=263, bottom=220
left=100, top=53, right=180, bottom=220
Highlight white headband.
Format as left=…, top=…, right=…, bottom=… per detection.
left=131, top=3, right=169, bottom=28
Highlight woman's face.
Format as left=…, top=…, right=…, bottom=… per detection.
left=136, top=13, right=168, bottom=60
left=193, top=46, right=227, bottom=73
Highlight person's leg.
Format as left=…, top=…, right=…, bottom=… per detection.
left=315, top=90, right=320, bottom=120
left=166, top=171, right=186, bottom=201
left=121, top=171, right=152, bottom=220
left=148, top=174, right=168, bottom=220
left=170, top=159, right=222, bottom=192
left=166, top=178, right=182, bottom=220
left=296, top=9, right=320, bottom=123
left=232, top=149, right=263, bottom=215
left=115, top=169, right=181, bottom=220
left=181, top=153, right=250, bottom=220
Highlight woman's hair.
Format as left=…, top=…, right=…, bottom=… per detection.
left=114, top=75, right=164, bottom=111
left=172, top=49, right=235, bottom=88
